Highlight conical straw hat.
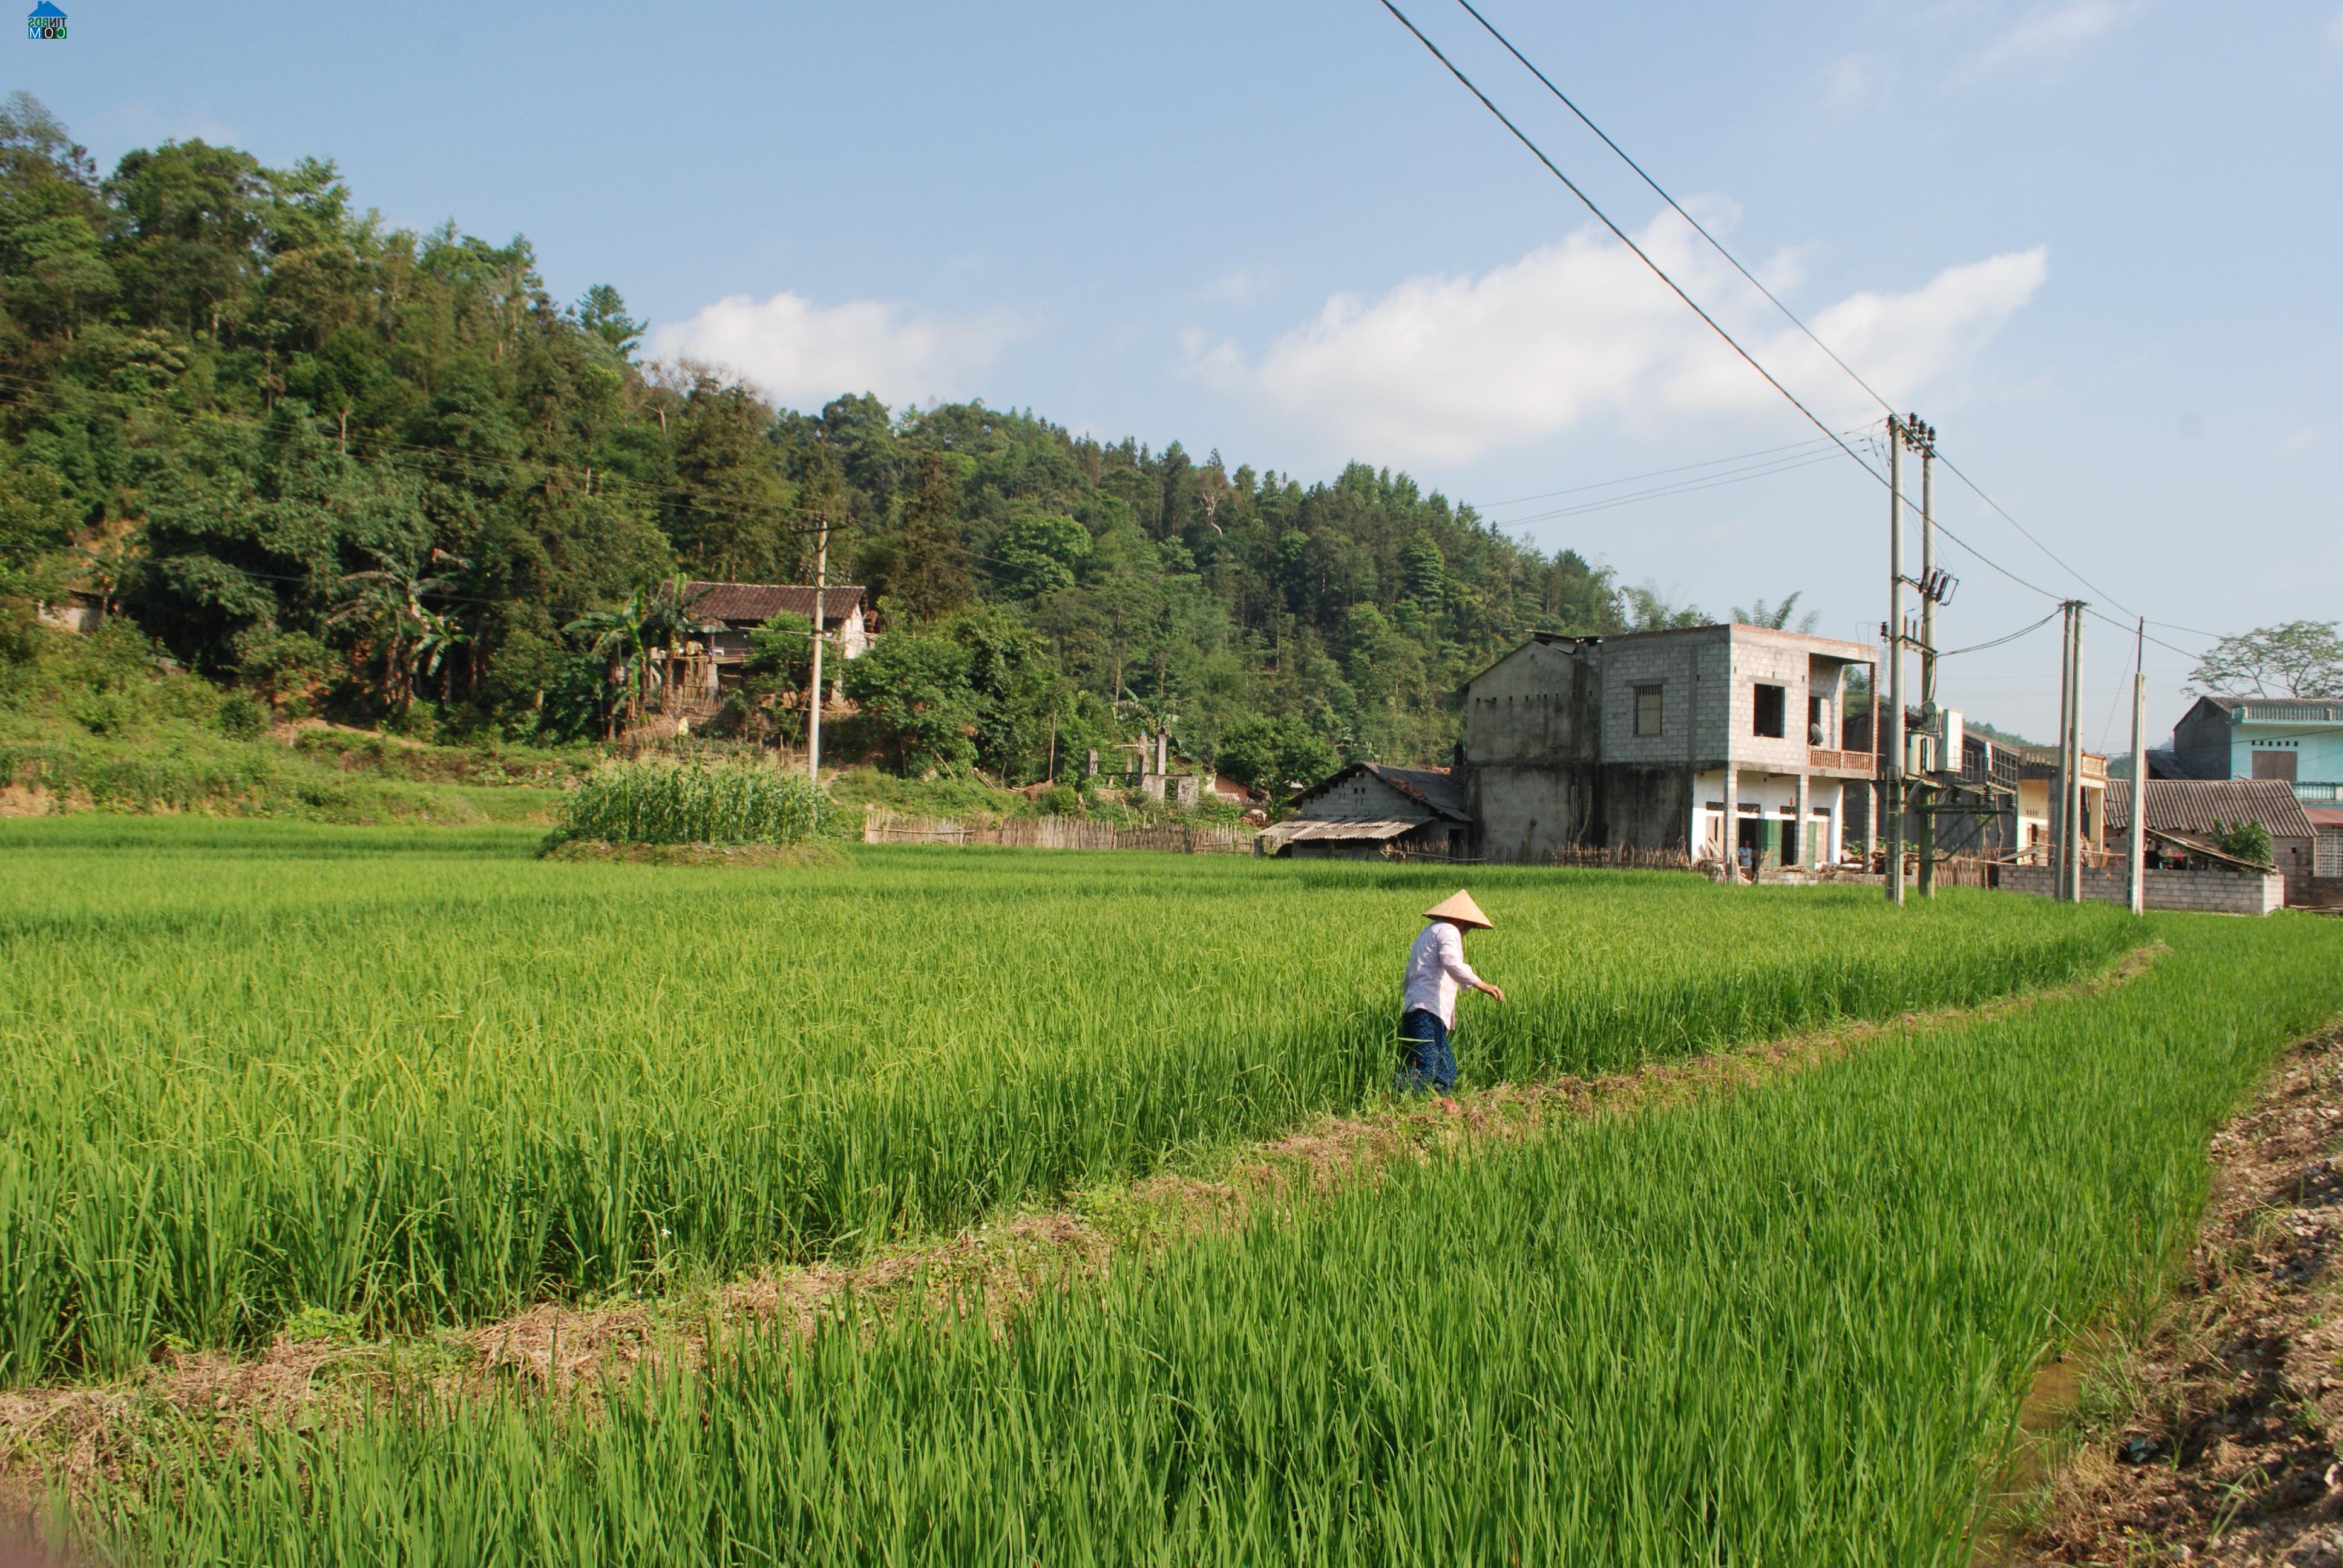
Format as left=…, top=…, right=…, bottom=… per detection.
left=1422, top=890, right=1492, bottom=929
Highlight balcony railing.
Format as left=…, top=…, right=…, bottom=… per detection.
left=1807, top=746, right=1875, bottom=776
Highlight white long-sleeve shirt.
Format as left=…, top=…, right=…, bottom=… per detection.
left=1401, top=921, right=1483, bottom=1028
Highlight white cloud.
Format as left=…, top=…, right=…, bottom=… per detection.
left=2283, top=426, right=2317, bottom=453
left=1820, top=51, right=1891, bottom=114
left=647, top=290, right=1020, bottom=410
left=1186, top=213, right=2047, bottom=465
left=2329, top=7, right=2343, bottom=44
left=1970, top=1, right=2132, bottom=74
left=1196, top=265, right=1278, bottom=307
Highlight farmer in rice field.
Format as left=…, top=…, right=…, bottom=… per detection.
left=1400, top=890, right=1505, bottom=1109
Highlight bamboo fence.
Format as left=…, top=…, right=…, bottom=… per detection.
left=862, top=807, right=1254, bottom=855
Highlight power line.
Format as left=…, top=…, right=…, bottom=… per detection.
left=1452, top=0, right=2144, bottom=622
left=2145, top=618, right=2226, bottom=642
left=1378, top=0, right=2144, bottom=650
left=1493, top=448, right=1845, bottom=529
left=1474, top=430, right=1850, bottom=509
left=1452, top=0, right=1899, bottom=419
left=1928, top=451, right=2135, bottom=618
left=2083, top=604, right=2200, bottom=664
left=1373, top=0, right=1893, bottom=494
left=1935, top=608, right=2060, bottom=659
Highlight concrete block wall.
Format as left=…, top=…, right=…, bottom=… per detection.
left=2289, top=875, right=2343, bottom=909
left=1598, top=634, right=1705, bottom=768
left=1722, top=629, right=1814, bottom=776
left=1466, top=641, right=1594, bottom=765
left=1998, top=864, right=2286, bottom=915
left=1305, top=774, right=1419, bottom=822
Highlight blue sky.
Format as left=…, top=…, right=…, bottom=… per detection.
left=16, top=1, right=2342, bottom=743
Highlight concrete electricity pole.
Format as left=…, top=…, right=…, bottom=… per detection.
left=2128, top=615, right=2147, bottom=916
left=2053, top=603, right=2073, bottom=901
left=2068, top=606, right=2086, bottom=901
left=2052, top=601, right=2088, bottom=902
left=805, top=515, right=828, bottom=788
left=1912, top=416, right=1939, bottom=900
left=1886, top=417, right=1906, bottom=907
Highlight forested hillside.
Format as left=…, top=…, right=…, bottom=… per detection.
left=0, top=93, right=1630, bottom=786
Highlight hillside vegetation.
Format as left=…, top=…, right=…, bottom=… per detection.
left=0, top=618, right=577, bottom=821
left=0, top=91, right=1627, bottom=787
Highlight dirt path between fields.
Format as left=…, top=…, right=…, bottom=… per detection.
left=0, top=943, right=2162, bottom=1520
left=1983, top=1020, right=2343, bottom=1567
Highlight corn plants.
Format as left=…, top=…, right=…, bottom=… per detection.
left=551, top=758, right=825, bottom=845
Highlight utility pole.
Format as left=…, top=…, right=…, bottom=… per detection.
left=2052, top=599, right=2071, bottom=890
left=1886, top=417, right=1906, bottom=906
left=805, top=515, right=828, bottom=789
left=2053, top=601, right=2088, bottom=901
left=1913, top=416, right=1939, bottom=900
left=2068, top=605, right=2086, bottom=901
left=1868, top=630, right=1883, bottom=862
left=2053, top=603, right=2072, bottom=900
left=2128, top=615, right=2146, bottom=916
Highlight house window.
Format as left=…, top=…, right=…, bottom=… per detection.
left=1634, top=684, right=1663, bottom=737
left=1809, top=694, right=1832, bottom=747
left=2253, top=749, right=2298, bottom=782
left=1752, top=683, right=1786, bottom=739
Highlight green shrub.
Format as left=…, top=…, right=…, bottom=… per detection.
left=67, top=685, right=137, bottom=735
left=215, top=691, right=266, bottom=740
left=2215, top=817, right=2273, bottom=866
left=551, top=759, right=827, bottom=847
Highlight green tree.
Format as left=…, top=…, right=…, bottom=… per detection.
left=1217, top=713, right=1340, bottom=796
left=886, top=449, right=972, bottom=625
left=1624, top=583, right=1706, bottom=632
left=0, top=448, right=76, bottom=604
left=948, top=605, right=1061, bottom=782
left=103, top=139, right=268, bottom=339
left=575, top=284, right=643, bottom=358
left=997, top=504, right=1089, bottom=595
left=2190, top=621, right=2343, bottom=699
left=839, top=632, right=978, bottom=776
left=740, top=610, right=816, bottom=744
left=1732, top=592, right=1820, bottom=632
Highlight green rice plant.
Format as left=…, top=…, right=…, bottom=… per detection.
left=87, top=913, right=2343, bottom=1568
left=0, top=819, right=2135, bottom=1380
left=549, top=757, right=825, bottom=846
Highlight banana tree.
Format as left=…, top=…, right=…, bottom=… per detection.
left=564, top=577, right=693, bottom=739
left=328, top=547, right=468, bottom=714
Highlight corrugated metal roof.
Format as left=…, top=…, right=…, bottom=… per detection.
left=2103, top=778, right=2316, bottom=839
left=1360, top=763, right=1470, bottom=820
left=1258, top=818, right=1428, bottom=844
left=2304, top=806, right=2343, bottom=828
left=682, top=582, right=865, bottom=626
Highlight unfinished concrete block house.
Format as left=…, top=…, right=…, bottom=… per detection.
left=1460, top=623, right=1878, bottom=866
left=1273, top=622, right=1881, bottom=865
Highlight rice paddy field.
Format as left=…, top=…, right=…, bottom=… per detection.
left=4, top=816, right=2338, bottom=1565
